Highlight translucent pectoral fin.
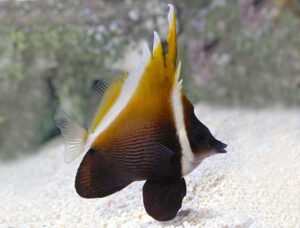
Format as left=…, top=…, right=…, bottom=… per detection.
left=75, top=149, right=131, bottom=198
left=142, top=178, right=186, bottom=221
left=55, top=109, right=87, bottom=163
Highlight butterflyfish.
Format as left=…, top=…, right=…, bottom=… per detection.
left=55, top=4, right=227, bottom=221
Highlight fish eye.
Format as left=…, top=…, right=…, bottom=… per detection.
left=191, top=127, right=210, bottom=146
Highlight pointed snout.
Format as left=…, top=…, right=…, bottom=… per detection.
left=212, top=139, right=227, bottom=153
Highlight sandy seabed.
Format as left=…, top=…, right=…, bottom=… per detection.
left=0, top=104, right=299, bottom=228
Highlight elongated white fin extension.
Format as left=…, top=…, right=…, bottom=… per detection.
left=168, top=4, right=175, bottom=29
left=175, top=60, right=182, bottom=83
left=55, top=109, right=87, bottom=163
left=153, top=31, right=161, bottom=52
left=177, top=79, right=183, bottom=91
left=132, top=57, right=142, bottom=72
left=143, top=42, right=151, bottom=63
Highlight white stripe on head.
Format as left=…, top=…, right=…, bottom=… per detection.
left=171, top=64, right=196, bottom=176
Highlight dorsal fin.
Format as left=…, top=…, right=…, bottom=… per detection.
left=85, top=78, right=117, bottom=130
left=87, top=4, right=180, bottom=146
left=174, top=60, right=182, bottom=88
left=89, top=73, right=128, bottom=133
left=166, top=4, right=177, bottom=68
left=132, top=4, right=178, bottom=94
left=90, top=44, right=151, bottom=138
left=153, top=31, right=163, bottom=56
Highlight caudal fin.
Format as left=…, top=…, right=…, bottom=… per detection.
left=55, top=109, right=87, bottom=163
left=143, top=178, right=187, bottom=221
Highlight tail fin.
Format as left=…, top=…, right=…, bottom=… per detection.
left=55, top=109, right=88, bottom=163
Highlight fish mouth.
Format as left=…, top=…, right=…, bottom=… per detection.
left=212, top=139, right=227, bottom=153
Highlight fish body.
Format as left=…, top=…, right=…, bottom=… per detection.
left=56, top=4, right=227, bottom=221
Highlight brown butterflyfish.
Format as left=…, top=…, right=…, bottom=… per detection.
left=55, top=4, right=227, bottom=221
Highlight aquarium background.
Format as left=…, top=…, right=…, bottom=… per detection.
left=0, top=0, right=300, bottom=160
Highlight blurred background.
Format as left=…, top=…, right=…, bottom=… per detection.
left=0, top=0, right=299, bottom=161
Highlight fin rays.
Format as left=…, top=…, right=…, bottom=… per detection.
left=86, top=78, right=119, bottom=130
left=55, top=109, right=87, bottom=163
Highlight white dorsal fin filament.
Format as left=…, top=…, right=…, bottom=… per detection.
left=153, top=31, right=161, bottom=53
left=175, top=60, right=182, bottom=82
left=143, top=42, right=151, bottom=62
left=168, top=4, right=175, bottom=29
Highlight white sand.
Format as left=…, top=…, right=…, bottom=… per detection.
left=0, top=104, right=299, bottom=227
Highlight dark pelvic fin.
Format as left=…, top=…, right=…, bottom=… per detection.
left=142, top=178, right=187, bottom=221
left=75, top=149, right=131, bottom=198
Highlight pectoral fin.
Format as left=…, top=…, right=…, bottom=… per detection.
left=55, top=109, right=88, bottom=163
left=75, top=149, right=131, bottom=198
left=142, top=178, right=186, bottom=221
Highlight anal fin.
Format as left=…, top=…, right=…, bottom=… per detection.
left=142, top=178, right=186, bottom=221
left=75, top=149, right=131, bottom=198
